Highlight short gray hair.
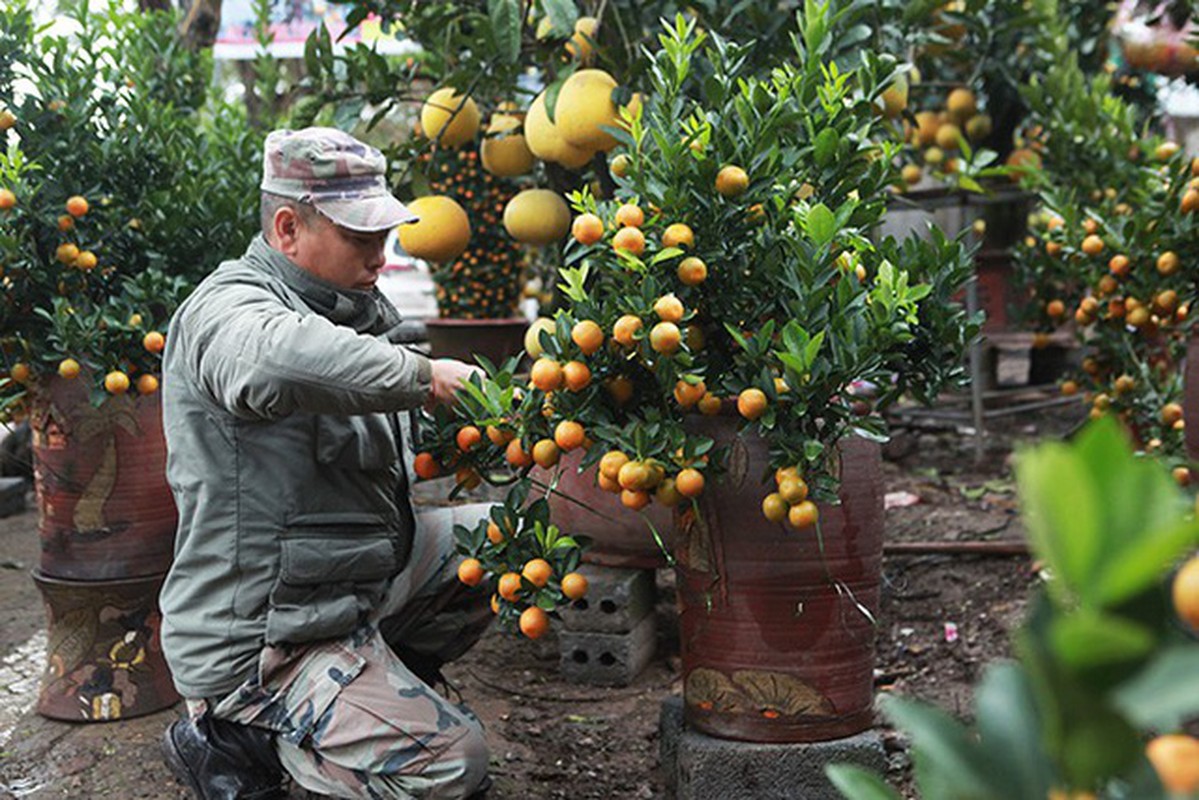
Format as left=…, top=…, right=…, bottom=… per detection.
left=260, top=192, right=319, bottom=239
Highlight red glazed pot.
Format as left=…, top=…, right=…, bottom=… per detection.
left=534, top=449, right=674, bottom=569
left=31, top=376, right=177, bottom=581
left=675, top=415, right=883, bottom=743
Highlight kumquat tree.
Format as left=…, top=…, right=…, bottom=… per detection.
left=830, top=419, right=1199, bottom=800
left=0, top=0, right=261, bottom=411
left=412, top=5, right=979, bottom=637
left=1010, top=51, right=1199, bottom=469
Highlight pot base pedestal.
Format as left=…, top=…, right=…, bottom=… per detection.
left=659, top=696, right=885, bottom=799
left=32, top=569, right=180, bottom=722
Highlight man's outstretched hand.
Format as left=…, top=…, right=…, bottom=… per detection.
left=428, top=358, right=484, bottom=408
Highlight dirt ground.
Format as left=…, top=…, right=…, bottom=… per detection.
left=0, top=391, right=1084, bottom=799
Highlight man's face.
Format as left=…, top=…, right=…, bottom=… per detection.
left=278, top=207, right=390, bottom=291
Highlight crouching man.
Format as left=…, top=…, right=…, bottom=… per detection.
left=159, top=127, right=493, bottom=799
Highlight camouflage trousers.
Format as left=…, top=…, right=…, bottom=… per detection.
left=185, top=504, right=495, bottom=799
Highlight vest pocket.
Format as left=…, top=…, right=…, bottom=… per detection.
left=265, top=513, right=400, bottom=646
left=315, top=414, right=399, bottom=471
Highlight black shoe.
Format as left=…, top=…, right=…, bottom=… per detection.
left=162, top=715, right=287, bottom=800
left=466, top=774, right=493, bottom=799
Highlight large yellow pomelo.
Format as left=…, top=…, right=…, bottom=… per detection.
left=524, top=92, right=594, bottom=169
left=503, top=189, right=571, bottom=245
left=556, top=69, right=637, bottom=153
left=420, top=88, right=481, bottom=148
left=481, top=112, right=535, bottom=177
left=398, top=195, right=471, bottom=263
left=566, top=16, right=599, bottom=62
left=524, top=317, right=557, bottom=358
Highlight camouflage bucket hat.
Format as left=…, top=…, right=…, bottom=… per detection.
left=261, top=127, right=418, bottom=232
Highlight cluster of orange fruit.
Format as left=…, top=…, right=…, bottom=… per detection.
left=759, top=466, right=819, bottom=528
left=566, top=185, right=747, bottom=357
left=413, top=313, right=718, bottom=508
left=422, top=149, right=525, bottom=319
left=456, top=540, right=589, bottom=640
left=51, top=195, right=99, bottom=271
left=895, top=86, right=996, bottom=186
left=44, top=329, right=165, bottom=396
left=3, top=192, right=167, bottom=397
left=1023, top=153, right=1196, bottom=460
left=593, top=448, right=705, bottom=510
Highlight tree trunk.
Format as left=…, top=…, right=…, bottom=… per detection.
left=178, top=0, right=223, bottom=51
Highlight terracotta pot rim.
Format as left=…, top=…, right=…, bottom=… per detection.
left=32, top=567, right=168, bottom=587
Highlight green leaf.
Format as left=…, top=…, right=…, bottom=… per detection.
left=1094, top=518, right=1199, bottom=607
left=803, top=330, right=825, bottom=367
left=303, top=31, right=321, bottom=80
left=456, top=378, right=494, bottom=412
left=1060, top=707, right=1142, bottom=788
left=778, top=352, right=807, bottom=374
left=824, top=764, right=902, bottom=800
left=957, top=175, right=984, bottom=194
left=806, top=203, right=837, bottom=248
left=974, top=663, right=1054, bottom=798
left=557, top=262, right=592, bottom=303
left=1016, top=442, right=1103, bottom=605
left=487, top=0, right=521, bottom=64
left=1074, top=420, right=1184, bottom=554
left=1019, top=419, right=1199, bottom=609
left=881, top=695, right=999, bottom=799
left=540, top=0, right=578, bottom=35
left=1113, top=645, right=1199, bottom=730
left=650, top=246, right=684, bottom=265
left=1049, top=611, right=1155, bottom=669
left=544, top=70, right=574, bottom=124
left=332, top=98, right=366, bottom=131
left=813, top=126, right=840, bottom=167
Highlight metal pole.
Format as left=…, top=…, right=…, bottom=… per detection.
left=966, top=274, right=986, bottom=465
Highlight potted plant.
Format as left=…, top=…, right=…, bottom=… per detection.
left=830, top=419, right=1199, bottom=799
left=293, top=1, right=886, bottom=369
left=0, top=0, right=262, bottom=720
left=1008, top=53, right=1197, bottom=472
left=413, top=4, right=978, bottom=743
left=406, top=144, right=533, bottom=366
left=877, top=0, right=1158, bottom=340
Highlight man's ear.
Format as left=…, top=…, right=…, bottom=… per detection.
left=272, top=206, right=300, bottom=253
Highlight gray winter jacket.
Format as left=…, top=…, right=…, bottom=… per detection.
left=159, top=235, right=431, bottom=699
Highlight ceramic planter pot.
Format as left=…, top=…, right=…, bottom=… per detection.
left=675, top=415, right=883, bottom=743
left=33, top=569, right=179, bottom=721
left=31, top=376, right=176, bottom=581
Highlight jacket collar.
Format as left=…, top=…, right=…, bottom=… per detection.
left=244, top=234, right=404, bottom=339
